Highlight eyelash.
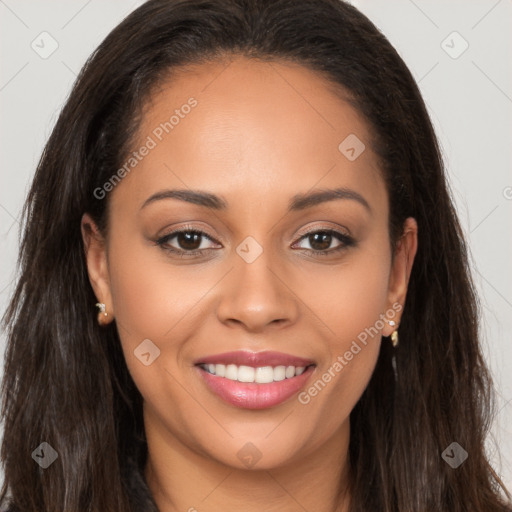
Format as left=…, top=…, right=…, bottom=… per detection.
left=155, top=225, right=355, bottom=259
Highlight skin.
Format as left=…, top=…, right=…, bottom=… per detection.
left=82, top=55, right=417, bottom=512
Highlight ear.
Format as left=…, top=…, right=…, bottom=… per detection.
left=81, top=213, right=114, bottom=325
left=382, top=217, right=418, bottom=336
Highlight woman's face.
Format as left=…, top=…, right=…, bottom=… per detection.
left=83, top=56, right=417, bottom=470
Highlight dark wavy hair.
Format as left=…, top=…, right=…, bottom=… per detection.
left=1, top=0, right=510, bottom=510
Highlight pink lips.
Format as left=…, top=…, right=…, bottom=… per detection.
left=195, top=350, right=316, bottom=410
left=195, top=350, right=315, bottom=368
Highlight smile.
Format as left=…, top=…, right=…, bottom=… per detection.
left=194, top=350, right=316, bottom=409
left=198, top=363, right=309, bottom=383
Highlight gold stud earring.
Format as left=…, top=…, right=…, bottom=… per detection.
left=387, top=319, right=399, bottom=347
left=95, top=303, right=109, bottom=326
left=95, top=303, right=108, bottom=317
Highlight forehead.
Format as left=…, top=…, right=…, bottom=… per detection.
left=111, top=55, right=385, bottom=215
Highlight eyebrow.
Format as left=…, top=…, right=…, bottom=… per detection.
left=141, top=187, right=371, bottom=213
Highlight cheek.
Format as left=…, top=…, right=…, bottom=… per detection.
left=106, top=231, right=237, bottom=406
left=107, top=234, right=210, bottom=340
left=304, top=242, right=392, bottom=351
left=294, top=241, right=391, bottom=432
left=105, top=233, right=203, bottom=386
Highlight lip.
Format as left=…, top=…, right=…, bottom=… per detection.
left=194, top=350, right=315, bottom=368
left=194, top=350, right=316, bottom=410
left=196, top=364, right=316, bottom=409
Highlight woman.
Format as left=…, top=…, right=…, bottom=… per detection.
left=1, top=0, right=510, bottom=510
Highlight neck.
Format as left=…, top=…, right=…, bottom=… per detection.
left=143, top=405, right=352, bottom=512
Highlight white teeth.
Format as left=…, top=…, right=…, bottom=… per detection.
left=237, top=365, right=255, bottom=383
left=255, top=366, right=274, bottom=383
left=225, top=364, right=238, bottom=380
left=201, top=363, right=310, bottom=382
left=273, top=365, right=286, bottom=381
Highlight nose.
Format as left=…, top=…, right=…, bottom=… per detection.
left=216, top=254, right=299, bottom=333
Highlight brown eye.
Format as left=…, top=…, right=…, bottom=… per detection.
left=156, top=229, right=219, bottom=257
left=308, top=232, right=333, bottom=251
left=174, top=231, right=203, bottom=251
left=293, top=229, right=355, bottom=255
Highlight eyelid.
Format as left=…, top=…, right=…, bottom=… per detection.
left=157, top=223, right=220, bottom=242
left=155, top=222, right=355, bottom=257
left=295, top=223, right=351, bottom=239
left=292, top=227, right=354, bottom=253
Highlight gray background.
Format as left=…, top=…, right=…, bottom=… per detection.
left=1, top=0, right=511, bottom=491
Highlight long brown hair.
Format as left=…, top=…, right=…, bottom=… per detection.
left=1, top=0, right=510, bottom=510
